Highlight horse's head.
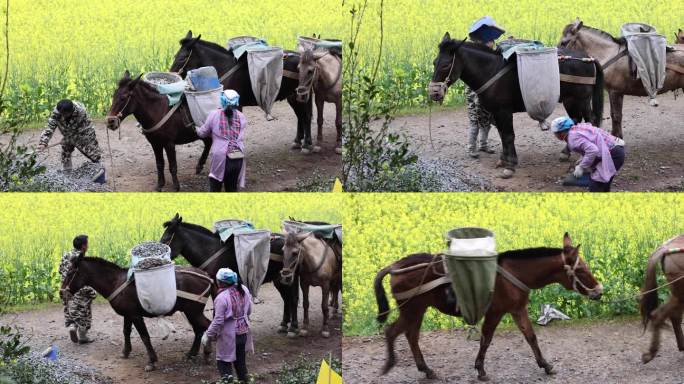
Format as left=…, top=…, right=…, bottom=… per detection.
left=161, top=213, right=183, bottom=259
left=296, top=49, right=318, bottom=103
left=106, top=70, right=143, bottom=130
left=558, top=18, right=585, bottom=49
left=170, top=31, right=203, bottom=77
left=280, top=231, right=309, bottom=286
left=60, top=253, right=86, bottom=302
left=676, top=29, right=684, bottom=44
left=429, top=32, right=467, bottom=103
left=557, top=232, right=603, bottom=300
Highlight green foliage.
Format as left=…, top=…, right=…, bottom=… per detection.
left=275, top=356, right=341, bottom=384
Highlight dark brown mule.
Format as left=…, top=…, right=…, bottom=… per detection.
left=105, top=70, right=211, bottom=192
left=639, top=234, right=684, bottom=363
left=374, top=233, right=603, bottom=381
left=676, top=29, right=684, bottom=44
left=559, top=20, right=684, bottom=138
left=60, top=256, right=214, bottom=372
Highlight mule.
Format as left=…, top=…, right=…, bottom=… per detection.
left=639, top=234, right=684, bottom=364
left=159, top=213, right=301, bottom=337
left=374, top=233, right=603, bottom=381
left=105, top=70, right=211, bottom=192
left=430, top=33, right=604, bottom=178
left=559, top=19, right=684, bottom=138
left=281, top=231, right=342, bottom=338
left=60, top=256, right=214, bottom=372
left=169, top=31, right=316, bottom=152
left=296, top=47, right=343, bottom=154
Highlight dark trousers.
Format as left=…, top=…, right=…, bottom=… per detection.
left=217, top=333, right=248, bottom=382
left=209, top=158, right=243, bottom=192
left=589, top=145, right=625, bottom=192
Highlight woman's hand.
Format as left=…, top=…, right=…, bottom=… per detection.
left=573, top=165, right=586, bottom=178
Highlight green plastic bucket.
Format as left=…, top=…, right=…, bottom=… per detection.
left=443, top=227, right=498, bottom=325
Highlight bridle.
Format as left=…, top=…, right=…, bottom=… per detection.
left=561, top=251, right=601, bottom=296
left=280, top=233, right=330, bottom=282
left=296, top=52, right=342, bottom=99
left=175, top=49, right=194, bottom=76
left=106, top=88, right=134, bottom=129
left=428, top=50, right=458, bottom=99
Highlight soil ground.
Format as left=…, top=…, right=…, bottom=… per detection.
left=343, top=318, right=684, bottom=384
left=1, top=284, right=341, bottom=384
left=392, top=95, right=684, bottom=191
left=17, top=102, right=341, bottom=192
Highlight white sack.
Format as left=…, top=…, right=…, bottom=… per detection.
left=233, top=230, right=271, bottom=299
left=134, top=263, right=177, bottom=316
left=247, top=48, right=283, bottom=118
left=517, top=47, right=560, bottom=126
left=621, top=23, right=667, bottom=100
left=185, top=87, right=223, bottom=127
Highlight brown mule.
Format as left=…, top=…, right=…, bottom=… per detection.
left=374, top=233, right=603, bottom=381
left=639, top=234, right=684, bottom=363
left=559, top=19, right=684, bottom=138
left=675, top=29, right=684, bottom=44
left=61, top=256, right=214, bottom=372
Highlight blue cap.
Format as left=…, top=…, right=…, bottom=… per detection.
left=469, top=16, right=505, bottom=43
left=551, top=117, right=575, bottom=133
left=216, top=268, right=238, bottom=284
left=220, top=90, right=240, bottom=109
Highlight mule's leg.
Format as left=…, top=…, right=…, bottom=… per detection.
left=475, top=311, right=505, bottom=381
left=320, top=283, right=331, bottom=338
left=287, top=96, right=303, bottom=149
left=314, top=93, right=325, bottom=152
left=608, top=91, right=624, bottom=138
left=274, top=281, right=290, bottom=334
left=121, top=317, right=133, bottom=358
left=196, top=138, right=211, bottom=175
left=151, top=142, right=166, bottom=192
left=670, top=311, right=684, bottom=351
left=405, top=310, right=436, bottom=379
left=381, top=316, right=407, bottom=375
left=164, top=144, right=181, bottom=192
left=335, top=97, right=343, bottom=154
left=132, top=317, right=158, bottom=372
left=183, top=311, right=203, bottom=359
left=300, top=283, right=310, bottom=336
left=510, top=309, right=554, bottom=375
left=643, top=297, right=683, bottom=363
left=288, top=275, right=300, bottom=337
left=493, top=111, right=517, bottom=178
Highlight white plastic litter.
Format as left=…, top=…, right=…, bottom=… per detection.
left=536, top=304, right=571, bottom=325
left=517, top=47, right=560, bottom=129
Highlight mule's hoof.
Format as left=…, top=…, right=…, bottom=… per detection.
left=477, top=374, right=490, bottom=382
left=642, top=352, right=655, bottom=364
left=649, top=98, right=659, bottom=107
left=144, top=364, right=156, bottom=372
left=544, top=364, right=555, bottom=375
left=277, top=325, right=288, bottom=334
left=499, top=169, right=515, bottom=179
left=299, top=329, right=308, bottom=337
left=495, top=160, right=504, bottom=168
left=156, top=186, right=163, bottom=192
left=301, top=148, right=312, bottom=155
left=321, top=331, right=330, bottom=338
left=121, top=353, right=130, bottom=359
left=559, top=152, right=571, bottom=162
left=287, top=332, right=298, bottom=338
left=335, top=147, right=343, bottom=155
left=313, top=146, right=322, bottom=153
left=291, top=142, right=302, bottom=150
left=425, top=369, right=437, bottom=379
left=195, top=166, right=203, bottom=175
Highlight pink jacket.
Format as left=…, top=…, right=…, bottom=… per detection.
left=567, top=123, right=620, bottom=183
left=196, top=109, right=247, bottom=187
left=205, top=285, right=254, bottom=362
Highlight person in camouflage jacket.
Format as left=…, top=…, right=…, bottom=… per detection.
left=59, top=235, right=97, bottom=344
left=38, top=100, right=103, bottom=173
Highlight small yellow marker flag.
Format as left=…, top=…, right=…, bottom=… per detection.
left=316, top=359, right=343, bottom=384
left=332, top=178, right=343, bottom=193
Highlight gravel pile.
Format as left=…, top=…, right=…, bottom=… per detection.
left=131, top=242, right=171, bottom=270
left=135, top=257, right=172, bottom=270
left=16, top=352, right=113, bottom=384
left=21, top=162, right=110, bottom=192
left=411, top=158, right=496, bottom=192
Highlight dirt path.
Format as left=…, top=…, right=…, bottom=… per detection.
left=1, top=285, right=341, bottom=383
left=343, top=318, right=684, bottom=384
left=392, top=95, right=684, bottom=191
left=18, top=102, right=341, bottom=192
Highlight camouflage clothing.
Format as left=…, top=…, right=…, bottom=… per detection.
left=465, top=86, right=496, bottom=153
left=59, top=249, right=97, bottom=330
left=40, top=101, right=102, bottom=170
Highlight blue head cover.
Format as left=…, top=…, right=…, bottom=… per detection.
left=469, top=16, right=506, bottom=43
left=551, top=117, right=575, bottom=133
left=220, top=89, right=240, bottom=109
left=216, top=268, right=238, bottom=285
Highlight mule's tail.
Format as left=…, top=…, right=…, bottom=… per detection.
left=640, top=249, right=665, bottom=330
left=591, top=61, right=605, bottom=127
left=374, top=264, right=394, bottom=324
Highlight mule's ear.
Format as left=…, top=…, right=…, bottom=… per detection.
left=178, top=215, right=183, bottom=223
left=195, top=34, right=202, bottom=42
left=442, top=32, right=451, bottom=42
left=185, top=30, right=193, bottom=39
left=679, top=28, right=682, bottom=33
left=572, top=20, right=584, bottom=33
left=123, top=70, right=131, bottom=79
left=563, top=232, right=572, bottom=248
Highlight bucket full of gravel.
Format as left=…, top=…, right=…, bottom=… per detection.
left=131, top=242, right=176, bottom=315
left=143, top=72, right=183, bottom=85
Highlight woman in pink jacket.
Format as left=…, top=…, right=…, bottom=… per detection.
left=196, top=90, right=247, bottom=192
left=551, top=117, right=626, bottom=192
left=202, top=268, right=253, bottom=382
